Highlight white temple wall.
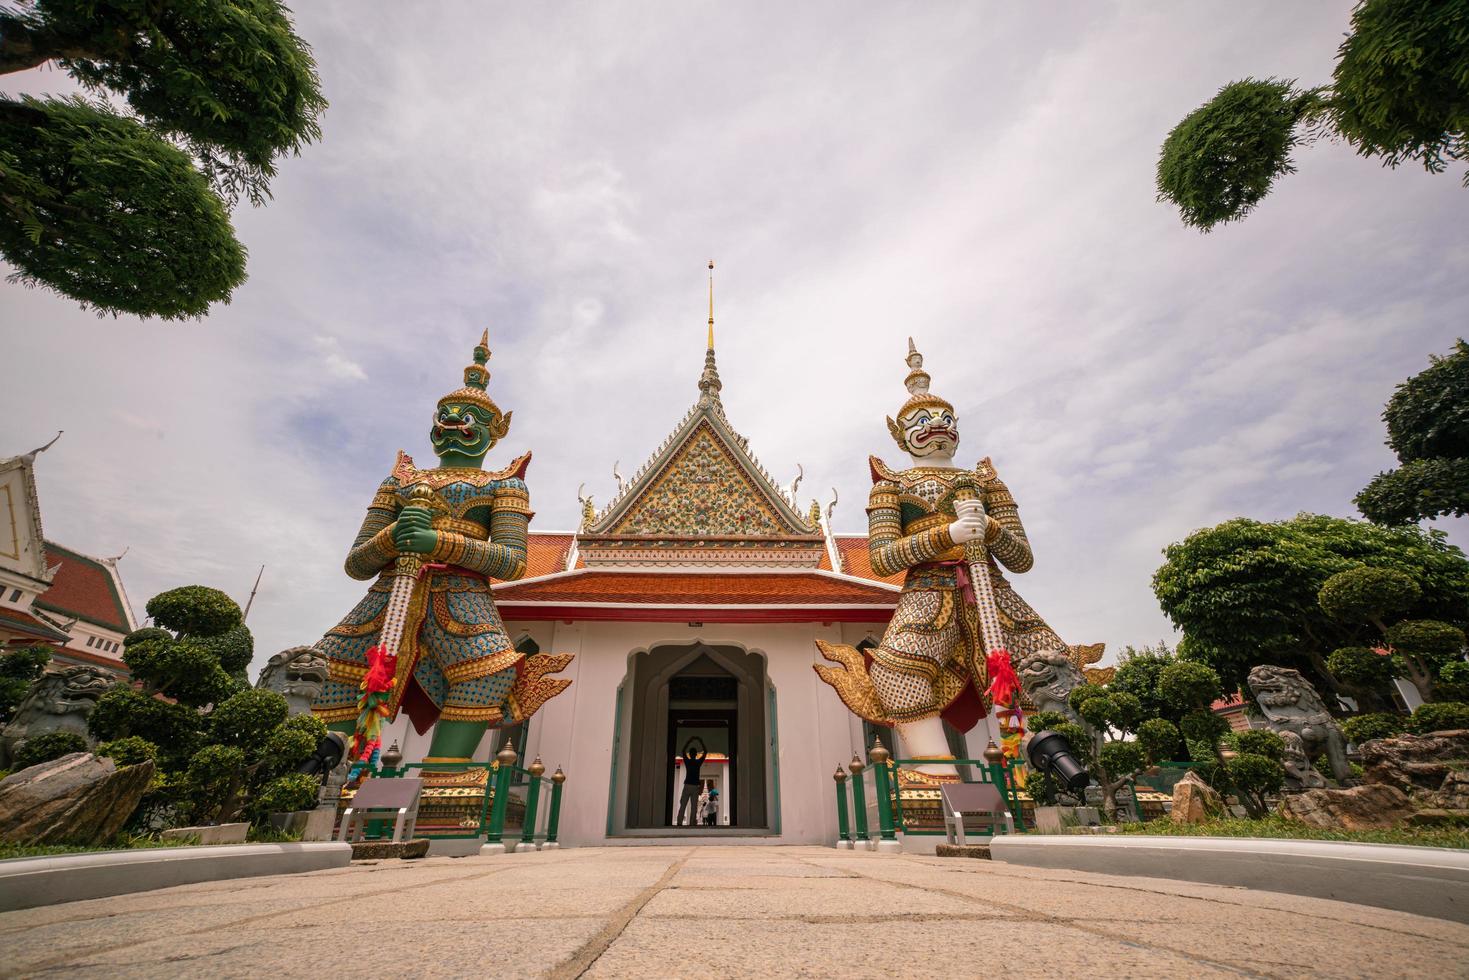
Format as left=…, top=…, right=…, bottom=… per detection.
left=495, top=618, right=877, bottom=847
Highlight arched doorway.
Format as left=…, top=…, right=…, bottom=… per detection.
left=623, top=641, right=769, bottom=830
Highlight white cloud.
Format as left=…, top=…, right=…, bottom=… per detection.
left=2, top=1, right=1465, bottom=672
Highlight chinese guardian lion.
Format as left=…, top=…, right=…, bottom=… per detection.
left=0, top=664, right=117, bottom=768
left=311, top=332, right=572, bottom=762
left=815, top=339, right=1076, bottom=785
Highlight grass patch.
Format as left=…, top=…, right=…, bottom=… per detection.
left=0, top=832, right=189, bottom=862
left=1111, top=816, right=1469, bottom=850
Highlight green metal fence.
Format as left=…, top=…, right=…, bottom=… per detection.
left=369, top=742, right=566, bottom=848
left=833, top=742, right=1026, bottom=847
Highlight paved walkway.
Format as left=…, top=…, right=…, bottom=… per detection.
left=3, top=845, right=1466, bottom=978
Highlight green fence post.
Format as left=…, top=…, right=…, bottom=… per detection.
left=984, top=740, right=1024, bottom=831
left=544, top=766, right=565, bottom=849
left=520, top=757, right=545, bottom=849
left=833, top=766, right=850, bottom=847
left=848, top=755, right=868, bottom=846
left=484, top=739, right=518, bottom=853
left=869, top=739, right=899, bottom=852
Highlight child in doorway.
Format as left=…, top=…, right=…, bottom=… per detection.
left=702, top=788, right=719, bottom=826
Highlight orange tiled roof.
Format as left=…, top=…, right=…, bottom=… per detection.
left=35, top=543, right=131, bottom=633
left=494, top=570, right=897, bottom=606
left=828, top=535, right=904, bottom=586
left=522, top=533, right=576, bottom=578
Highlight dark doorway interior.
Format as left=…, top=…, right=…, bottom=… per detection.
left=624, top=642, right=768, bottom=830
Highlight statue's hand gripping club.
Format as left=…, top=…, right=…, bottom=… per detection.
left=392, top=493, right=439, bottom=555
left=951, top=484, right=1005, bottom=659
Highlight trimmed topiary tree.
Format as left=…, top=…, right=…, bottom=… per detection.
left=87, top=584, right=322, bottom=830
left=1407, top=701, right=1469, bottom=735
left=1226, top=730, right=1287, bottom=818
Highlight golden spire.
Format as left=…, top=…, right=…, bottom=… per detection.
left=707, top=259, right=715, bottom=350
left=698, top=261, right=722, bottom=406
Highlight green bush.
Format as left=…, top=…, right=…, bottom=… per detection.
left=1136, top=718, right=1182, bottom=762
left=146, top=586, right=242, bottom=638
left=1025, top=766, right=1063, bottom=807
left=1099, top=740, right=1147, bottom=779
left=261, top=714, right=326, bottom=774
left=1066, top=684, right=1108, bottom=714
left=1341, top=713, right=1408, bottom=744
left=1318, top=567, right=1420, bottom=623
left=1235, top=729, right=1285, bottom=762
left=88, top=687, right=204, bottom=764
left=1408, top=701, right=1469, bottom=735
left=13, top=730, right=89, bottom=770
left=96, top=735, right=159, bottom=768
left=1387, top=620, right=1467, bottom=663
left=198, top=625, right=255, bottom=679
left=210, top=689, right=288, bottom=755
left=1224, top=752, right=1286, bottom=818
left=1327, top=646, right=1396, bottom=691
left=250, top=773, right=319, bottom=819
left=1157, top=661, right=1223, bottom=709
left=182, top=744, right=246, bottom=825
left=1437, top=660, right=1469, bottom=701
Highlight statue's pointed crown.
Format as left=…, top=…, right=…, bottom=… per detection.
left=438, top=329, right=507, bottom=421
left=896, top=337, right=954, bottom=417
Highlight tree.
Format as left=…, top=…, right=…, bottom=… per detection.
left=0, top=0, right=326, bottom=318
left=1320, top=566, right=1467, bottom=702
left=0, top=645, right=51, bottom=724
left=1356, top=341, right=1469, bottom=526
left=1156, top=0, right=1469, bottom=230
left=1028, top=659, right=1221, bottom=821
left=88, top=583, right=319, bottom=828
left=1153, top=513, right=1469, bottom=699
left=1224, top=730, right=1286, bottom=819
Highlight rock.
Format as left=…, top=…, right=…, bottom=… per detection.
left=160, top=822, right=249, bottom=845
left=1360, top=729, right=1469, bottom=799
left=349, top=838, right=430, bottom=860
left=935, top=843, right=991, bottom=859
left=0, top=753, right=153, bottom=846
left=1170, top=771, right=1225, bottom=824
left=1421, top=768, right=1469, bottom=810
left=1277, top=783, right=1414, bottom=830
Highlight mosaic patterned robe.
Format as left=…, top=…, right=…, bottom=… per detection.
left=862, top=455, right=1066, bottom=731
left=313, top=451, right=548, bottom=734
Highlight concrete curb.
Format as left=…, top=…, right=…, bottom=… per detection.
left=0, top=842, right=353, bottom=912
left=989, top=834, right=1469, bottom=924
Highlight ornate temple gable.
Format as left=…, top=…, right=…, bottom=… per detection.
left=579, top=400, right=823, bottom=567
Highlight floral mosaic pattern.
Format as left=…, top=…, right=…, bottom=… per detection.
left=610, top=425, right=786, bottom=536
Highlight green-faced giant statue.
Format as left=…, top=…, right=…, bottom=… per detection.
left=312, top=332, right=572, bottom=761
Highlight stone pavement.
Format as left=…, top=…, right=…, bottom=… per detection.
left=2, top=845, right=1466, bottom=978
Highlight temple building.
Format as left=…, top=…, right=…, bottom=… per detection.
left=377, top=310, right=1005, bottom=845
left=0, top=445, right=137, bottom=671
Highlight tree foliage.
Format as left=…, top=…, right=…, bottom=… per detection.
left=1156, top=0, right=1469, bottom=229
left=0, top=645, right=51, bottom=725
left=1340, top=712, right=1407, bottom=744
left=1407, top=700, right=1469, bottom=733
left=1153, top=513, right=1469, bottom=696
left=0, top=0, right=325, bottom=318
left=1357, top=341, right=1469, bottom=525
left=1156, top=78, right=1321, bottom=230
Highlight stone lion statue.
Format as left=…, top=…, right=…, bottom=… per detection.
left=256, top=646, right=329, bottom=716
left=1018, top=648, right=1088, bottom=727
left=0, top=664, right=118, bottom=768
left=1247, top=664, right=1353, bottom=789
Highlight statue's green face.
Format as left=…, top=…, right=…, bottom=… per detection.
left=430, top=401, right=496, bottom=462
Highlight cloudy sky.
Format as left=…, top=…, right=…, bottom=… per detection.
left=2, top=2, right=1465, bottom=672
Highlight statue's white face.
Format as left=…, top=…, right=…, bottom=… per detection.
left=899, top=405, right=959, bottom=459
